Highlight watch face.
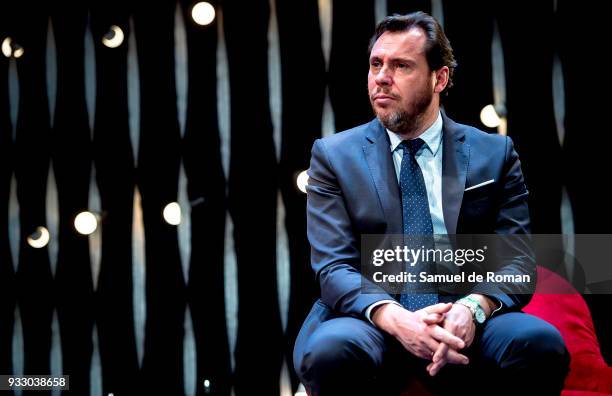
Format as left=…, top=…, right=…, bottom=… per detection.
left=475, top=309, right=486, bottom=324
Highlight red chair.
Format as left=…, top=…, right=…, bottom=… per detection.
left=523, top=266, right=612, bottom=396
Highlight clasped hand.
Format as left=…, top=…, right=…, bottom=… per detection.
left=372, top=302, right=475, bottom=376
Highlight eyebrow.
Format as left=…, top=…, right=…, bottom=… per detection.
left=369, top=55, right=416, bottom=65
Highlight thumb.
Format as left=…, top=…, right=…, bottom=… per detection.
left=422, top=313, right=444, bottom=324
left=422, top=302, right=453, bottom=315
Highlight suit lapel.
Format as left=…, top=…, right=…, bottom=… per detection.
left=441, top=114, right=469, bottom=234
left=363, top=120, right=403, bottom=234
left=362, top=115, right=469, bottom=235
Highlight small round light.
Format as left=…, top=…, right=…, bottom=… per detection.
left=480, top=104, right=502, bottom=128
left=163, top=202, right=182, bottom=225
left=191, top=2, right=216, bottom=26
left=2, top=37, right=12, bottom=58
left=296, top=170, right=309, bottom=193
left=203, top=378, right=211, bottom=394
left=102, top=25, right=124, bottom=48
left=12, top=44, right=24, bottom=58
left=27, top=226, right=50, bottom=249
left=74, top=211, right=98, bottom=235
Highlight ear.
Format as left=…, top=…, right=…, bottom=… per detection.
left=433, top=66, right=449, bottom=94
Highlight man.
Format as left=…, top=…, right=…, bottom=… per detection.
left=293, top=12, right=570, bottom=396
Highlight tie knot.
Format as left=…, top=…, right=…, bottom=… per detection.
left=401, top=138, right=425, bottom=156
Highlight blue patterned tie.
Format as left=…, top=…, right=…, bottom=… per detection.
left=398, top=138, right=438, bottom=311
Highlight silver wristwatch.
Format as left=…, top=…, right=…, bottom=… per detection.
left=456, top=296, right=487, bottom=325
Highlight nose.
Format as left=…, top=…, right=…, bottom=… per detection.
left=375, top=65, right=392, bottom=86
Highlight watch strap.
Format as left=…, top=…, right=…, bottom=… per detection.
left=456, top=296, right=486, bottom=324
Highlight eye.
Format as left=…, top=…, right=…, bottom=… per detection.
left=370, top=59, right=382, bottom=68
left=397, top=63, right=408, bottom=69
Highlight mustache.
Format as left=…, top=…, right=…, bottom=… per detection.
left=370, top=89, right=400, bottom=100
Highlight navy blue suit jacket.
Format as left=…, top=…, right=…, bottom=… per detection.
left=303, top=113, right=535, bottom=325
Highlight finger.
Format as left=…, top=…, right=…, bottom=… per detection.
left=445, top=348, right=470, bottom=365
left=422, top=313, right=444, bottom=325
left=428, top=344, right=449, bottom=376
left=429, top=358, right=447, bottom=376
left=407, top=343, right=437, bottom=361
left=427, top=355, right=448, bottom=377
left=433, top=342, right=448, bottom=363
left=422, top=302, right=453, bottom=315
left=417, top=349, right=435, bottom=360
left=424, top=337, right=441, bottom=359
left=430, top=326, right=465, bottom=350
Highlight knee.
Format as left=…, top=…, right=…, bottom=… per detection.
left=506, top=323, right=569, bottom=370
left=297, top=327, right=378, bottom=383
left=523, top=325, right=568, bottom=361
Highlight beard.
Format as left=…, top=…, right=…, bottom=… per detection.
left=370, top=84, right=434, bottom=135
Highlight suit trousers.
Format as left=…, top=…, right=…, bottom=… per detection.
left=294, top=304, right=570, bottom=396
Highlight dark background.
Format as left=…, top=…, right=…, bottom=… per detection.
left=1, top=0, right=610, bottom=395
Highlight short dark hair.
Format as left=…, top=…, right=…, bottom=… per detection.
left=368, top=12, right=457, bottom=94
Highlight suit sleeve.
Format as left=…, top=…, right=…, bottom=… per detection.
left=306, top=139, right=394, bottom=317
left=470, top=136, right=536, bottom=314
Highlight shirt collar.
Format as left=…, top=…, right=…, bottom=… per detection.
left=387, top=111, right=443, bottom=156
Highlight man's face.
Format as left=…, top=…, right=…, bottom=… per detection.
left=368, top=28, right=441, bottom=134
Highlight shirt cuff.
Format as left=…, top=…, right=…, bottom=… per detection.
left=364, top=300, right=401, bottom=325
left=489, top=298, right=503, bottom=318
